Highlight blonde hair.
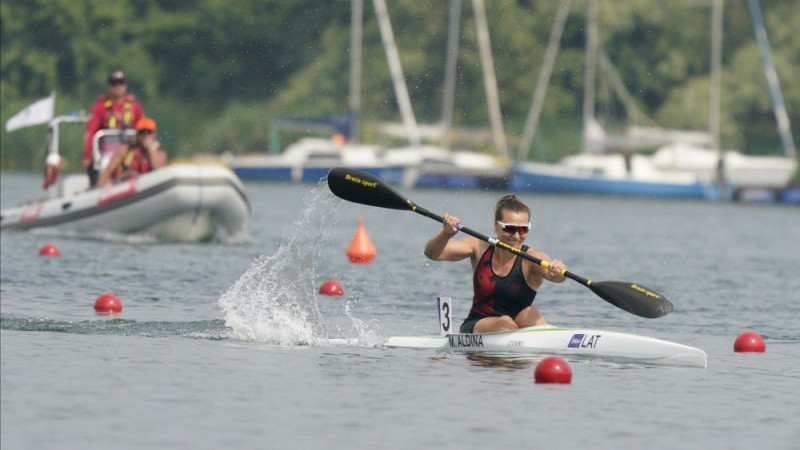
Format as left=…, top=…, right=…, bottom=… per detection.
left=494, top=194, right=530, bottom=221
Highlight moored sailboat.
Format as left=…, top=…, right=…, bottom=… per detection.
left=512, top=0, right=796, bottom=200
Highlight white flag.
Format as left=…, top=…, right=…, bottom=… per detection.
left=5, top=92, right=55, bottom=132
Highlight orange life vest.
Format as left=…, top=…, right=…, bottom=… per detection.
left=112, top=145, right=151, bottom=179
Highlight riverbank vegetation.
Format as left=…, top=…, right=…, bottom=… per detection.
left=2, top=0, right=797, bottom=179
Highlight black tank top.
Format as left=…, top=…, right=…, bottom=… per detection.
left=467, top=245, right=538, bottom=320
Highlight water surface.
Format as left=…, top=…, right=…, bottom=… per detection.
left=2, top=171, right=799, bottom=449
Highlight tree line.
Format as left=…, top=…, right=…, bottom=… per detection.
left=2, top=0, right=798, bottom=174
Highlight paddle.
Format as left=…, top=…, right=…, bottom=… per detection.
left=327, top=167, right=673, bottom=319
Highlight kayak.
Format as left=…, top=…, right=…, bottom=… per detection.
left=322, top=168, right=705, bottom=367
left=385, top=297, right=707, bottom=368
left=387, top=325, right=707, bottom=368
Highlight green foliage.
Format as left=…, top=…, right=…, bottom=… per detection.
left=2, top=0, right=798, bottom=179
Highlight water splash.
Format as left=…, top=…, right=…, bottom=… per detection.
left=218, top=183, right=341, bottom=345
left=343, top=301, right=383, bottom=346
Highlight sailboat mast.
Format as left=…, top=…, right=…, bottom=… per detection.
left=373, top=0, right=422, bottom=147
left=349, top=0, right=363, bottom=143
left=581, top=0, right=598, bottom=153
left=472, top=0, right=509, bottom=160
left=519, top=0, right=571, bottom=161
left=440, top=0, right=462, bottom=151
left=709, top=0, right=722, bottom=160
left=746, top=0, right=796, bottom=158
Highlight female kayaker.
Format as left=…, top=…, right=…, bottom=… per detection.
left=423, top=194, right=567, bottom=333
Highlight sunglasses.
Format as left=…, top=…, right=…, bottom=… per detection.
left=137, top=129, right=154, bottom=135
left=497, top=220, right=531, bottom=236
left=108, top=79, right=126, bottom=86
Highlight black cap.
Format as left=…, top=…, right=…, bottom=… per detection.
left=108, top=70, right=125, bottom=83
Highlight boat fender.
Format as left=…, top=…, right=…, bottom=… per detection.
left=43, top=153, right=62, bottom=189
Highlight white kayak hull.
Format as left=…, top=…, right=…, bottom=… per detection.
left=387, top=325, right=707, bottom=368
left=1, top=163, right=250, bottom=242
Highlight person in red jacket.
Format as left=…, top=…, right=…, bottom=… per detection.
left=97, top=117, right=167, bottom=187
left=83, top=69, right=144, bottom=185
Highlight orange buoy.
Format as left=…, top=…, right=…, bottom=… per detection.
left=39, top=244, right=61, bottom=256
left=734, top=331, right=765, bottom=353
left=534, top=356, right=572, bottom=384
left=347, top=218, right=376, bottom=264
left=94, top=293, right=123, bottom=315
left=319, top=280, right=344, bottom=296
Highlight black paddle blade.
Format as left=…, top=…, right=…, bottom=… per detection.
left=327, top=167, right=413, bottom=211
left=588, top=281, right=673, bottom=318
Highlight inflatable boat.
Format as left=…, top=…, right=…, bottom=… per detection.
left=1, top=114, right=249, bottom=242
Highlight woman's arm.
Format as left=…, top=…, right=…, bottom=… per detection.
left=526, top=249, right=567, bottom=283
left=423, top=213, right=475, bottom=261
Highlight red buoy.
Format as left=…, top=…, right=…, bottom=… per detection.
left=319, top=280, right=344, bottom=296
left=346, top=218, right=376, bottom=264
left=94, top=293, right=123, bottom=315
left=734, top=332, right=765, bottom=353
left=39, top=244, right=61, bottom=256
left=534, top=356, right=572, bottom=384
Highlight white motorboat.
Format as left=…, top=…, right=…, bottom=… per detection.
left=1, top=114, right=249, bottom=242
left=383, top=144, right=510, bottom=189
left=651, top=142, right=797, bottom=190
left=1, top=163, right=249, bottom=242
left=229, top=137, right=406, bottom=186
left=511, top=152, right=714, bottom=199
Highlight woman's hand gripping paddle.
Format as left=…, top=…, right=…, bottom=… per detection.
left=327, top=168, right=673, bottom=319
